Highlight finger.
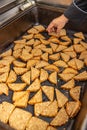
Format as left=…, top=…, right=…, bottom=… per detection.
left=47, top=23, right=54, bottom=33
left=56, top=27, right=62, bottom=34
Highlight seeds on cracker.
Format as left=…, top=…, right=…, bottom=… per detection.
left=41, top=86, right=54, bottom=101
left=70, top=86, right=81, bottom=101
left=8, top=83, right=26, bottom=91
left=28, top=89, right=42, bottom=105
left=55, top=88, right=68, bottom=108
left=40, top=69, right=48, bottom=82
left=48, top=72, right=57, bottom=85
left=7, top=70, right=17, bottom=83
left=27, top=78, right=40, bottom=92
left=21, top=71, right=31, bottom=85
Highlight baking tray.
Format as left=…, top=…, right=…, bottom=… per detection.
left=0, top=4, right=87, bottom=130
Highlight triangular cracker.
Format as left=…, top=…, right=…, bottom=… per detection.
left=42, top=48, right=53, bottom=54
left=68, top=58, right=77, bottom=69
left=73, top=38, right=82, bottom=44
left=55, top=88, right=68, bottom=108
left=13, top=67, right=28, bottom=75
left=74, top=58, right=84, bottom=70
left=22, top=34, right=33, bottom=40
left=44, top=65, right=59, bottom=72
left=64, top=51, right=76, bottom=58
left=41, top=100, right=58, bottom=117
left=0, top=72, right=8, bottom=82
left=31, top=67, right=40, bottom=81
left=80, top=41, right=87, bottom=49
left=79, top=51, right=87, bottom=60
left=48, top=72, right=57, bottom=85
left=49, top=53, right=60, bottom=61
left=34, top=101, right=51, bottom=116
left=21, top=71, right=31, bottom=85
left=73, top=44, right=85, bottom=53
left=59, top=73, right=75, bottom=81
left=9, top=108, right=32, bottom=130
left=35, top=61, right=49, bottom=69
left=8, top=83, right=26, bottom=91
left=27, top=78, right=40, bottom=92
left=0, top=83, right=9, bottom=96
left=61, top=79, right=75, bottom=90
left=0, top=49, right=12, bottom=58
left=47, top=126, right=57, bottom=130
left=14, top=91, right=29, bottom=108
left=28, top=89, right=42, bottom=105
left=0, top=102, right=15, bottom=123
left=26, top=117, right=49, bottom=130
left=34, top=25, right=45, bottom=32
left=14, top=39, right=26, bottom=44
left=12, top=91, right=27, bottom=102
left=34, top=34, right=45, bottom=39
left=13, top=48, right=22, bottom=58
left=60, top=36, right=71, bottom=42
left=60, top=52, right=70, bottom=62
left=40, top=39, right=49, bottom=45
left=41, top=86, right=54, bottom=101
left=26, top=39, right=34, bottom=46
left=74, top=32, right=85, bottom=40
left=50, top=43, right=58, bottom=52
left=74, top=71, right=87, bottom=81
left=40, top=69, right=48, bottom=82
left=50, top=107, right=69, bottom=126
left=41, top=53, right=48, bottom=62
left=59, top=29, right=66, bottom=37
left=70, top=86, right=81, bottom=101
left=32, top=48, right=42, bottom=56
left=13, top=43, right=25, bottom=50
left=66, top=101, right=81, bottom=118
left=62, top=68, right=78, bottom=74
left=27, top=59, right=39, bottom=69
left=56, top=45, right=67, bottom=52
left=63, top=46, right=74, bottom=52
left=7, top=70, right=17, bottom=83
left=13, top=60, right=26, bottom=68
left=53, top=60, right=68, bottom=68
left=27, top=27, right=39, bottom=34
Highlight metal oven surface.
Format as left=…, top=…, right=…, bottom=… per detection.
left=0, top=4, right=87, bottom=130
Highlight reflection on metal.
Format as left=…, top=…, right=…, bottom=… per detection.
left=36, top=0, right=72, bottom=6
left=20, top=0, right=35, bottom=11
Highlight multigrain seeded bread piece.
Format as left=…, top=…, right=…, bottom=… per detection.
left=70, top=86, right=81, bottom=101
left=34, top=101, right=51, bottom=116
left=21, top=71, right=31, bottom=85
left=27, top=78, right=40, bottom=92
left=0, top=102, right=15, bottom=123
left=13, top=91, right=29, bottom=108
left=48, top=72, right=57, bottom=85
left=6, top=70, right=17, bottom=83
left=0, top=83, right=9, bottom=96
left=40, top=100, right=58, bottom=117
left=55, top=89, right=68, bottom=108
left=47, top=126, right=57, bottom=130
left=26, top=116, right=49, bottom=130
left=9, top=108, right=32, bottom=130
left=66, top=101, right=81, bottom=118
left=74, top=71, right=87, bottom=81
left=61, top=79, right=75, bottom=90
left=28, top=89, right=42, bottom=105
left=50, top=107, right=69, bottom=126
left=41, top=86, right=54, bottom=101
left=40, top=69, right=48, bottom=82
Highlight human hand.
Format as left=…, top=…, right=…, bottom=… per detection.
left=47, top=14, right=69, bottom=34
